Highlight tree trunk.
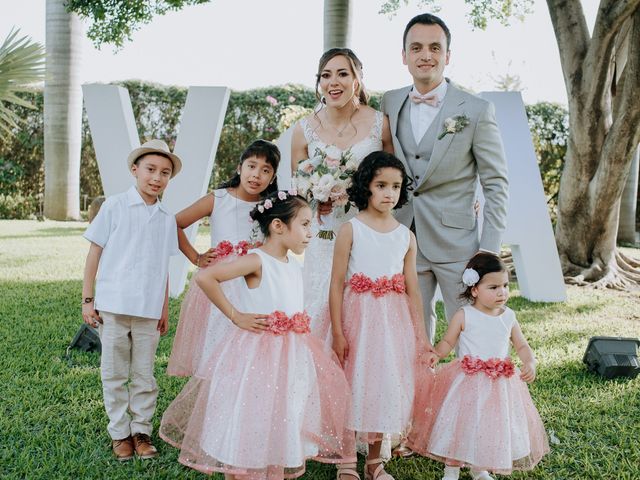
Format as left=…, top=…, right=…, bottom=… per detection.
left=549, top=0, right=640, bottom=288
left=44, top=0, right=82, bottom=220
left=323, top=0, right=352, bottom=50
left=617, top=146, right=639, bottom=244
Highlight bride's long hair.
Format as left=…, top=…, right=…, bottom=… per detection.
left=315, top=48, right=369, bottom=107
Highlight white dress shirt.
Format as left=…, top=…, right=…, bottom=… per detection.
left=410, top=80, right=448, bottom=145
left=84, top=186, right=179, bottom=319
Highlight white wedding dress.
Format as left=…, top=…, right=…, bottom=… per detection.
left=298, top=111, right=384, bottom=336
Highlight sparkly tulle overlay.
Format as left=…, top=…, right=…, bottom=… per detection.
left=167, top=190, right=260, bottom=377
left=408, top=306, right=550, bottom=474
left=298, top=112, right=384, bottom=334
left=160, top=250, right=356, bottom=478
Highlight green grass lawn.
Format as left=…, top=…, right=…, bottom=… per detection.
left=1, top=220, right=639, bottom=479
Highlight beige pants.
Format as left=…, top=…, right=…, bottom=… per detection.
left=415, top=248, right=468, bottom=344
left=99, top=311, right=160, bottom=440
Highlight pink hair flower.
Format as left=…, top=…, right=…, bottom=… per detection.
left=257, top=205, right=265, bottom=213
left=288, top=188, right=298, bottom=196
left=277, top=191, right=287, bottom=201
left=264, top=199, right=273, bottom=209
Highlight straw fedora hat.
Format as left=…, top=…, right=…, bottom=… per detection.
left=127, top=139, right=183, bottom=178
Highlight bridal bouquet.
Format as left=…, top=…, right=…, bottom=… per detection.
left=293, top=146, right=357, bottom=240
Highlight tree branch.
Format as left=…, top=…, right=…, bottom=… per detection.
left=545, top=0, right=590, bottom=98
left=592, top=8, right=640, bottom=215
left=583, top=0, right=640, bottom=112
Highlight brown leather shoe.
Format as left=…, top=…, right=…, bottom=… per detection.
left=112, top=436, right=134, bottom=461
left=132, top=433, right=158, bottom=459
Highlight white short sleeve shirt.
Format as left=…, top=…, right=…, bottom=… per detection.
left=84, top=186, right=179, bottom=319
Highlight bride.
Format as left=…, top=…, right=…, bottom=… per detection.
left=291, top=48, right=394, bottom=336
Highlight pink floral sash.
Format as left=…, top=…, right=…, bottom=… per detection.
left=213, top=240, right=262, bottom=258
left=265, top=311, right=311, bottom=335
left=460, top=355, right=515, bottom=379
left=348, top=273, right=406, bottom=297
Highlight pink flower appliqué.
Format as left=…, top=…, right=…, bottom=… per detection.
left=349, top=273, right=374, bottom=293
left=277, top=191, right=287, bottom=201
left=266, top=310, right=310, bottom=335
left=349, top=273, right=406, bottom=297
left=372, top=276, right=392, bottom=298
left=263, top=199, right=273, bottom=210
left=291, top=312, right=311, bottom=334
left=391, top=273, right=406, bottom=294
left=214, top=240, right=234, bottom=257
left=267, top=311, right=292, bottom=335
left=461, top=355, right=515, bottom=379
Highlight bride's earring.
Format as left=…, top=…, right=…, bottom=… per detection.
left=321, top=95, right=327, bottom=105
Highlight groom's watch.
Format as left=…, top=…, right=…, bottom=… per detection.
left=82, top=297, right=94, bottom=305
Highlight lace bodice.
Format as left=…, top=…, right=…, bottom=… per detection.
left=300, top=110, right=384, bottom=164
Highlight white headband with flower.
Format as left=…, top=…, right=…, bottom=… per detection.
left=462, top=268, right=480, bottom=287
left=256, top=189, right=298, bottom=213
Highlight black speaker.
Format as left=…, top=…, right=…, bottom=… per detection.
left=68, top=324, right=102, bottom=354
left=583, top=336, right=640, bottom=379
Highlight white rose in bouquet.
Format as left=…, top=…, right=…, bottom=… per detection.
left=311, top=173, right=336, bottom=202
left=324, top=145, right=342, bottom=159
left=293, top=175, right=312, bottom=198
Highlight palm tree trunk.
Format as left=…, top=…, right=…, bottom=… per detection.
left=44, top=0, right=82, bottom=220
left=324, top=0, right=352, bottom=50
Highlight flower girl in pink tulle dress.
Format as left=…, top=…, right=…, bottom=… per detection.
left=161, top=192, right=356, bottom=479
left=167, top=140, right=279, bottom=376
left=329, top=152, right=433, bottom=480
left=408, top=253, right=549, bottom=480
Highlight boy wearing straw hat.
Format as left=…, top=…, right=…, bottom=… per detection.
left=81, top=139, right=182, bottom=461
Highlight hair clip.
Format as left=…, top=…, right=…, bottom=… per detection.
left=462, top=268, right=480, bottom=287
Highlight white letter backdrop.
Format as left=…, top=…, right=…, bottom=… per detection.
left=85, top=87, right=564, bottom=302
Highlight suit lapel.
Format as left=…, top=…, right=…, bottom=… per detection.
left=388, top=86, right=412, bottom=138
left=416, top=83, right=466, bottom=190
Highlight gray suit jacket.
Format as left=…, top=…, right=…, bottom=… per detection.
left=381, top=81, right=508, bottom=263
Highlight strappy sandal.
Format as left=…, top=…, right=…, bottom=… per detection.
left=337, top=462, right=361, bottom=479
left=364, top=458, right=395, bottom=480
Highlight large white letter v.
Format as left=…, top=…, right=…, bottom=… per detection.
left=82, top=84, right=230, bottom=297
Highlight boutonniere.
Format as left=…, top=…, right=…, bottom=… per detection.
left=437, top=114, right=470, bottom=140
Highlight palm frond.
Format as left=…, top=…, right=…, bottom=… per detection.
left=0, top=28, right=45, bottom=138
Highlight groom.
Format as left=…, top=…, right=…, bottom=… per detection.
left=381, top=13, right=509, bottom=342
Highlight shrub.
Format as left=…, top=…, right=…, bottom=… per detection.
left=525, top=102, right=568, bottom=221
left=0, top=193, right=39, bottom=219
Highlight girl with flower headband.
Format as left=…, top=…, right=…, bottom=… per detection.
left=408, top=252, right=549, bottom=480
left=160, top=191, right=357, bottom=479
left=328, top=151, right=433, bottom=480
left=168, top=139, right=280, bottom=377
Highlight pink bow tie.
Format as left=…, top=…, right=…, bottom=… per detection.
left=409, top=91, right=440, bottom=107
